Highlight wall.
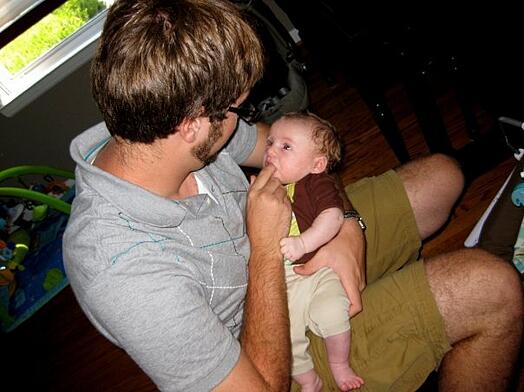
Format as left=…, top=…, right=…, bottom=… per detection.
left=0, top=61, right=102, bottom=171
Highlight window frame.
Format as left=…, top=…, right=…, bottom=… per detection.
left=0, top=0, right=108, bottom=117
left=0, top=0, right=67, bottom=49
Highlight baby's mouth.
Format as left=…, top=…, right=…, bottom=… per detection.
left=264, top=159, right=281, bottom=178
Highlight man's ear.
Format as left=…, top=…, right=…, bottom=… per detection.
left=311, top=156, right=328, bottom=174
left=177, top=117, right=202, bottom=143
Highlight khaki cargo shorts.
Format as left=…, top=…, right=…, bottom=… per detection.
left=291, top=170, right=452, bottom=391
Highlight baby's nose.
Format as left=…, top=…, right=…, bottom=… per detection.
left=266, top=145, right=277, bottom=156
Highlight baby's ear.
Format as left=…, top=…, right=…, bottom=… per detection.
left=311, top=156, right=328, bottom=174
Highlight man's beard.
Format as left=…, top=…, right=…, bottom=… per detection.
left=191, top=120, right=224, bottom=165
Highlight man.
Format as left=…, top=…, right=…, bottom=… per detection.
left=63, top=1, right=523, bottom=391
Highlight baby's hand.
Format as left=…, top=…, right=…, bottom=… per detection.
left=280, top=236, right=306, bottom=261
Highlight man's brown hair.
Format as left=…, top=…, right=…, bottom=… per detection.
left=91, top=0, right=264, bottom=143
left=281, top=112, right=342, bottom=172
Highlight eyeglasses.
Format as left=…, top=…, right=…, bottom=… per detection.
left=228, top=103, right=260, bottom=124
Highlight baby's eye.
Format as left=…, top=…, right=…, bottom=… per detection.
left=282, top=143, right=291, bottom=151
left=266, top=138, right=273, bottom=146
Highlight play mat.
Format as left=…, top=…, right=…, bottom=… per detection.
left=0, top=166, right=74, bottom=332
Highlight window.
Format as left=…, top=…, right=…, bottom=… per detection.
left=0, top=0, right=114, bottom=117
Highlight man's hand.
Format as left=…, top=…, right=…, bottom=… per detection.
left=246, top=165, right=291, bottom=254
left=280, top=236, right=306, bottom=261
left=293, top=219, right=366, bottom=317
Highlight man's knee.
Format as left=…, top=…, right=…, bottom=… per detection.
left=470, top=248, right=522, bottom=304
left=429, top=247, right=520, bottom=292
left=484, top=251, right=523, bottom=320
left=413, top=153, right=465, bottom=206
left=427, top=248, right=523, bottom=336
left=434, top=249, right=523, bottom=390
left=428, top=153, right=464, bottom=193
left=397, top=153, right=465, bottom=239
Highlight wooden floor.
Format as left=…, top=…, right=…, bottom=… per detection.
left=2, top=60, right=521, bottom=391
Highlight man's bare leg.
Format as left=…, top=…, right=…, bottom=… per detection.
left=324, top=331, right=364, bottom=390
left=398, top=153, right=523, bottom=388
left=426, top=248, right=523, bottom=390
left=396, top=153, right=464, bottom=240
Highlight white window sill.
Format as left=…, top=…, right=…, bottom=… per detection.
left=0, top=10, right=107, bottom=118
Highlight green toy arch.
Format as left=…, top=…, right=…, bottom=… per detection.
left=0, top=165, right=74, bottom=215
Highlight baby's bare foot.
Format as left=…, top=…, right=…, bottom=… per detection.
left=329, top=361, right=364, bottom=391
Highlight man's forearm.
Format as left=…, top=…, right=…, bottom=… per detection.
left=239, top=164, right=291, bottom=391
left=240, top=246, right=291, bottom=390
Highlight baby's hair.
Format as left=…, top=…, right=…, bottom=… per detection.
left=280, top=111, right=342, bottom=172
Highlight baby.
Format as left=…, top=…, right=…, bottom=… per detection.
left=264, top=112, right=364, bottom=391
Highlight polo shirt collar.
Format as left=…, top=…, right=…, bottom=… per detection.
left=71, top=123, right=212, bottom=228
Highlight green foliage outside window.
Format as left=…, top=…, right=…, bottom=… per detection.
left=0, top=0, right=106, bottom=75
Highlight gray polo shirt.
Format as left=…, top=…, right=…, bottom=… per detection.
left=63, top=121, right=257, bottom=391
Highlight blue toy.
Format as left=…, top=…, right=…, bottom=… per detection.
left=512, top=183, right=524, bottom=207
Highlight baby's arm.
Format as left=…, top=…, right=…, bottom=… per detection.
left=280, top=207, right=344, bottom=261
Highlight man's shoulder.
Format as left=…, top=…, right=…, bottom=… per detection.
left=63, top=194, right=117, bottom=283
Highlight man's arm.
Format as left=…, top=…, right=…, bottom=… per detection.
left=241, top=122, right=270, bottom=168
left=215, top=165, right=291, bottom=391
left=293, top=174, right=366, bottom=317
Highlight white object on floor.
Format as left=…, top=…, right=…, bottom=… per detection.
left=464, top=169, right=515, bottom=247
